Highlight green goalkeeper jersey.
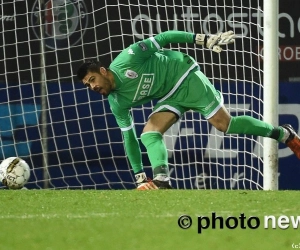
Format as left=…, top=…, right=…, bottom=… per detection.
left=107, top=31, right=198, bottom=172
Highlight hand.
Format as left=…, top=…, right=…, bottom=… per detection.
left=206, top=31, right=235, bottom=53
left=195, top=31, right=235, bottom=53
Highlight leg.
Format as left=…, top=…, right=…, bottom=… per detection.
left=207, top=106, right=231, bottom=132
left=209, top=105, right=279, bottom=137
left=143, top=111, right=177, bottom=134
left=208, top=105, right=300, bottom=159
left=181, top=70, right=284, bottom=140
left=140, top=111, right=177, bottom=189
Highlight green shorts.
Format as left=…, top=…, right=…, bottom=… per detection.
left=151, top=70, right=223, bottom=119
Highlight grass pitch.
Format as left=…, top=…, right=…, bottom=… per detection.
left=0, top=189, right=299, bottom=250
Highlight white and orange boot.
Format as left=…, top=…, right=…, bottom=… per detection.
left=282, top=124, right=300, bottom=159
left=135, top=172, right=158, bottom=190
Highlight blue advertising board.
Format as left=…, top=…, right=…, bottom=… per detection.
left=0, top=82, right=299, bottom=189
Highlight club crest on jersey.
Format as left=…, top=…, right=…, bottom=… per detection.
left=125, top=70, right=138, bottom=79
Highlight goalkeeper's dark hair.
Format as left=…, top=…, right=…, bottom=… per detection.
left=77, top=60, right=108, bottom=80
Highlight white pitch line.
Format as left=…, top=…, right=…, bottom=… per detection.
left=0, top=213, right=119, bottom=219
left=0, top=212, right=178, bottom=220
left=0, top=209, right=299, bottom=220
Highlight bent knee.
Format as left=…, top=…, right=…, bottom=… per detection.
left=143, top=111, right=177, bottom=134
left=214, top=122, right=230, bottom=133
left=208, top=106, right=231, bottom=132
left=209, top=116, right=231, bottom=133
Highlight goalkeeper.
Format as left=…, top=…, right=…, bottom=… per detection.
left=77, top=30, right=300, bottom=190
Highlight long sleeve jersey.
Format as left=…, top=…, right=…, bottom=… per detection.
left=108, top=31, right=199, bottom=172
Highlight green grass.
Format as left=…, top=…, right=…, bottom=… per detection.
left=0, top=190, right=300, bottom=250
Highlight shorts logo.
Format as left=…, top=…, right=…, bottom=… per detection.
left=133, top=74, right=154, bottom=102
left=204, top=100, right=215, bottom=111
left=31, top=0, right=88, bottom=49
left=125, top=70, right=138, bottom=79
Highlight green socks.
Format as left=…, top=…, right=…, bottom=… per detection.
left=140, top=131, right=169, bottom=176
left=140, top=116, right=287, bottom=178
left=226, top=115, right=285, bottom=142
